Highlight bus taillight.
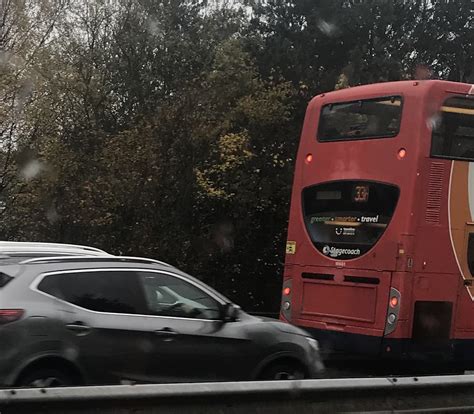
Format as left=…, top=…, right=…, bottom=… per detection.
left=281, top=279, right=292, bottom=322
left=384, top=287, right=401, bottom=336
left=397, top=148, right=407, bottom=159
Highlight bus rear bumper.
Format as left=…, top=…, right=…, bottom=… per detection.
left=301, top=326, right=474, bottom=370
left=301, top=326, right=383, bottom=361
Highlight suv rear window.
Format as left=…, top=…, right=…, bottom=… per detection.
left=318, top=96, right=402, bottom=142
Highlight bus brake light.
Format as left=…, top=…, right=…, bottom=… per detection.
left=305, top=154, right=313, bottom=164
left=397, top=148, right=407, bottom=159
left=384, top=287, right=401, bottom=335
left=283, top=287, right=291, bottom=296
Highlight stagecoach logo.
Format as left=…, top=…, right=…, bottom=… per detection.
left=322, top=245, right=361, bottom=258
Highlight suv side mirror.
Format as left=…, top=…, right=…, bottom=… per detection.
left=221, top=303, right=239, bottom=322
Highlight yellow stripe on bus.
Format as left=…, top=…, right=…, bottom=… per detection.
left=325, top=221, right=362, bottom=226
left=441, top=106, right=474, bottom=115
left=324, top=221, right=387, bottom=228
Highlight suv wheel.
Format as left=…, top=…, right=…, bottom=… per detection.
left=260, top=361, right=305, bottom=381
left=17, top=368, right=74, bottom=388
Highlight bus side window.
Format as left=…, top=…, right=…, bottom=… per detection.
left=467, top=234, right=474, bottom=277
left=431, top=96, right=474, bottom=161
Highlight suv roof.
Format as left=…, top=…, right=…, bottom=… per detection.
left=0, top=242, right=108, bottom=256
left=0, top=242, right=110, bottom=264
left=20, top=255, right=172, bottom=267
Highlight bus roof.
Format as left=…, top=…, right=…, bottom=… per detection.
left=311, top=80, right=473, bottom=105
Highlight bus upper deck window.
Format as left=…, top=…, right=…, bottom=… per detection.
left=318, top=96, right=402, bottom=142
left=431, top=96, right=474, bottom=162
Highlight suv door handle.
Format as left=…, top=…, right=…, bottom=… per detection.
left=154, top=328, right=178, bottom=341
left=66, top=322, right=91, bottom=336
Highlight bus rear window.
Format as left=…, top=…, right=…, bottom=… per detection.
left=303, top=181, right=400, bottom=260
left=431, top=96, right=474, bottom=161
left=318, top=96, right=402, bottom=142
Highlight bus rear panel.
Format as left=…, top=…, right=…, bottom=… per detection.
left=282, top=80, right=474, bottom=368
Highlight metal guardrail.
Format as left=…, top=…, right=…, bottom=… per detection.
left=1, top=375, right=474, bottom=413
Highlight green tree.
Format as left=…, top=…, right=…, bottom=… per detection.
left=3, top=0, right=474, bottom=314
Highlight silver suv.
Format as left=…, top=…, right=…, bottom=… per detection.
left=0, top=254, right=322, bottom=387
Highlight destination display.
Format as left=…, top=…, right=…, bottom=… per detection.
left=303, top=181, right=399, bottom=260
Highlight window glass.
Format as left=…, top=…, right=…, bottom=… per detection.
left=431, top=96, right=474, bottom=161
left=318, top=96, right=402, bottom=142
left=38, top=271, right=144, bottom=314
left=139, top=272, right=221, bottom=320
left=303, top=180, right=400, bottom=260
left=0, top=272, right=12, bottom=287
left=468, top=234, right=474, bottom=276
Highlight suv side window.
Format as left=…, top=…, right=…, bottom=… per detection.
left=38, top=270, right=144, bottom=314
left=139, top=272, right=221, bottom=320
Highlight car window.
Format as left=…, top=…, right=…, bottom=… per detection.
left=38, top=270, right=145, bottom=314
left=139, top=272, right=221, bottom=320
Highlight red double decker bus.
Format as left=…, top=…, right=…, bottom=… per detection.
left=281, top=80, right=474, bottom=369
